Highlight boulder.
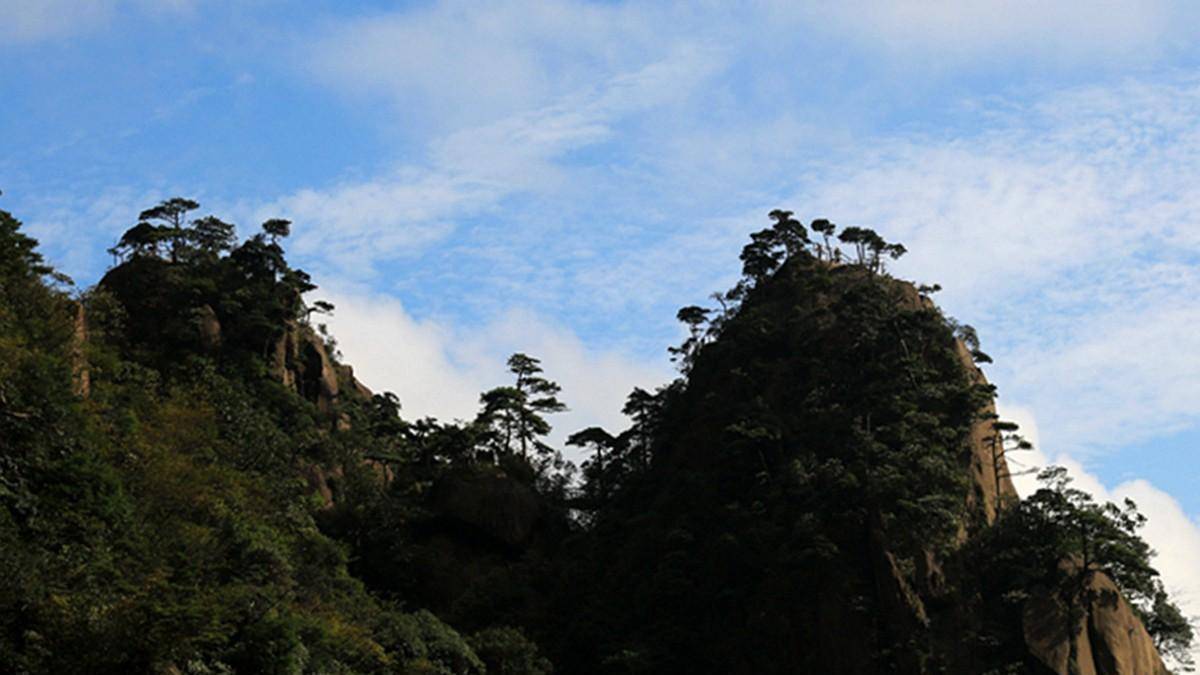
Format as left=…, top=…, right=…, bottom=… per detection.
left=195, top=304, right=222, bottom=351
left=432, top=470, right=542, bottom=548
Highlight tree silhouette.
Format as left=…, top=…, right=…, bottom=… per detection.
left=984, top=418, right=1035, bottom=513
left=477, top=353, right=566, bottom=461
left=620, top=386, right=666, bottom=472
left=138, top=197, right=199, bottom=262
left=834, top=226, right=906, bottom=273
left=567, top=426, right=620, bottom=502
left=262, top=218, right=291, bottom=244
left=189, top=215, right=236, bottom=256
left=767, top=209, right=810, bottom=257
left=810, top=219, right=836, bottom=261
left=668, top=305, right=711, bottom=372
left=107, top=221, right=167, bottom=261
left=739, top=226, right=786, bottom=281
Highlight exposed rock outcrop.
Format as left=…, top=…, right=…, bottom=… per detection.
left=432, top=469, right=542, bottom=548
left=195, top=304, right=222, bottom=351
left=71, top=302, right=89, bottom=398
left=268, top=321, right=373, bottom=418
left=936, top=297, right=1165, bottom=674
left=954, top=336, right=1018, bottom=527
left=1024, top=570, right=1170, bottom=675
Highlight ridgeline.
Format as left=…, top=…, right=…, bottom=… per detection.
left=0, top=202, right=1191, bottom=674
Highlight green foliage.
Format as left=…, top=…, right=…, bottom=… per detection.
left=967, top=466, right=1194, bottom=672
left=469, top=627, right=553, bottom=675
left=2, top=201, right=1190, bottom=675
left=546, top=210, right=1190, bottom=674
left=0, top=206, right=492, bottom=674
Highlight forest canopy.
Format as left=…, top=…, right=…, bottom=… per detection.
left=0, top=200, right=1190, bottom=674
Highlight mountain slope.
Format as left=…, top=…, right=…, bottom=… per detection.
left=0, top=203, right=1188, bottom=674
left=535, top=222, right=1184, bottom=673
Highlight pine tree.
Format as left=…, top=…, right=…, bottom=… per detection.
left=477, top=353, right=566, bottom=461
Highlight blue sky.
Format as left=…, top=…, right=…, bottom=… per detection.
left=3, top=0, right=1200, bottom=643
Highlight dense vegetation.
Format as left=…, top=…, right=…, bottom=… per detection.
left=0, top=202, right=1191, bottom=673
left=0, top=203, right=540, bottom=673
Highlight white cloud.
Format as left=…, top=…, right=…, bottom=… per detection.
left=321, top=286, right=672, bottom=460
left=319, top=288, right=486, bottom=422
left=16, top=186, right=170, bottom=282
left=260, top=170, right=495, bottom=278
left=277, top=58, right=1200, bottom=462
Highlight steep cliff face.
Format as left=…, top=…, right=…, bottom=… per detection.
left=896, top=284, right=1168, bottom=675
left=545, top=259, right=1174, bottom=674
left=268, top=319, right=345, bottom=415
left=1022, top=567, right=1170, bottom=675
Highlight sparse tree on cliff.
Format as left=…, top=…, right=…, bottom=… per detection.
left=836, top=225, right=905, bottom=273
left=984, top=418, right=1034, bottom=513
left=621, top=385, right=666, bottom=472
left=767, top=209, right=810, bottom=257
left=108, top=221, right=168, bottom=261
left=810, top=218, right=837, bottom=261
left=954, top=322, right=993, bottom=364
left=262, top=218, right=291, bottom=244
left=999, top=466, right=1192, bottom=669
left=138, top=197, right=199, bottom=262
left=669, top=305, right=711, bottom=372
left=189, top=215, right=236, bottom=256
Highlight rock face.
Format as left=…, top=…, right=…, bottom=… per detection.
left=268, top=321, right=371, bottom=418
left=195, top=304, right=222, bottom=351
left=432, top=469, right=542, bottom=548
left=71, top=302, right=89, bottom=398
left=930, top=298, right=1166, bottom=674
left=955, top=338, right=1017, bottom=526
left=1086, top=572, right=1170, bottom=675
left=1024, top=570, right=1170, bottom=675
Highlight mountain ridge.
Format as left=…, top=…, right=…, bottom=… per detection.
left=0, top=203, right=1190, bottom=673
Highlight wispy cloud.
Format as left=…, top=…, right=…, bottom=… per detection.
left=14, top=186, right=170, bottom=281
left=264, top=44, right=727, bottom=280
left=307, top=0, right=683, bottom=131
left=0, top=0, right=198, bottom=45
left=794, top=1, right=1192, bottom=67
left=274, top=1, right=1200, bottom=463
left=789, top=75, right=1200, bottom=456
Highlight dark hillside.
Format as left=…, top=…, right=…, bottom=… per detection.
left=535, top=214, right=1189, bottom=674
left=0, top=203, right=1190, bottom=674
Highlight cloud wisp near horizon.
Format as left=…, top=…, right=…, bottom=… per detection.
left=3, top=1, right=1200, bottom=657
